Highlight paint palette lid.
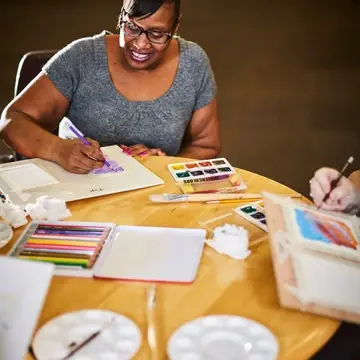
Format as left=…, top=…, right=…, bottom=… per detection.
left=32, top=309, right=141, bottom=360
left=167, top=315, right=279, bottom=360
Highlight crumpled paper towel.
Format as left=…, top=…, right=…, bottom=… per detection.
left=0, top=202, right=28, bottom=228
left=205, top=224, right=251, bottom=260
left=0, top=221, right=13, bottom=247
left=25, top=195, right=71, bottom=221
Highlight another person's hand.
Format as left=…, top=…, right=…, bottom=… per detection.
left=120, top=144, right=166, bottom=158
left=310, top=167, right=357, bottom=211
left=54, top=138, right=105, bottom=174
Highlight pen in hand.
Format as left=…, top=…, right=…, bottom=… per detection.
left=317, top=156, right=354, bottom=209
left=68, top=125, right=110, bottom=167
left=147, top=285, right=160, bottom=360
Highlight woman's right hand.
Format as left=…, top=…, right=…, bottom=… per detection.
left=310, top=167, right=357, bottom=211
left=53, top=138, right=105, bottom=174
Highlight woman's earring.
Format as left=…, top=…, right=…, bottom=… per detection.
left=119, top=28, right=125, bottom=47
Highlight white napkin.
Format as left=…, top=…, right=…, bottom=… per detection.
left=25, top=195, right=71, bottom=221
left=206, top=224, right=251, bottom=260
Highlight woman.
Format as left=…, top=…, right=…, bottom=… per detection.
left=310, top=167, right=360, bottom=215
left=0, top=0, right=220, bottom=174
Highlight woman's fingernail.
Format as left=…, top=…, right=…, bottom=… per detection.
left=138, top=151, right=148, bottom=157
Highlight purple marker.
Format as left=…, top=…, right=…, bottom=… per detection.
left=35, top=229, right=103, bottom=236
left=69, top=125, right=110, bottom=167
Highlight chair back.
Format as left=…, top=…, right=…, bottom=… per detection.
left=14, top=50, right=57, bottom=96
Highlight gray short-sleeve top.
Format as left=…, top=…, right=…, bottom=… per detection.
left=42, top=31, right=217, bottom=155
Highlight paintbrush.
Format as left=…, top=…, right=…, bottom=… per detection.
left=317, top=156, right=354, bottom=210
left=147, top=284, right=160, bottom=360
left=61, top=317, right=115, bottom=360
left=150, top=193, right=263, bottom=203
left=206, top=194, right=302, bottom=204
left=150, top=193, right=302, bottom=203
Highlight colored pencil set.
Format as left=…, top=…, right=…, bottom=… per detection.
left=11, top=222, right=113, bottom=269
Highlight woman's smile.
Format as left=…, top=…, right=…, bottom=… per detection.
left=129, top=48, right=154, bottom=63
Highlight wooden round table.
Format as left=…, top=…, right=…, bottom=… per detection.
left=3, top=156, right=339, bottom=360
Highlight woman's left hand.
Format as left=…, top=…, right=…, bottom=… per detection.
left=120, top=144, right=166, bottom=158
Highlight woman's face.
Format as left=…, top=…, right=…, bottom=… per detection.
left=120, top=3, right=178, bottom=70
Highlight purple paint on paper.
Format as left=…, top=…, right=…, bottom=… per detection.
left=91, top=157, right=124, bottom=175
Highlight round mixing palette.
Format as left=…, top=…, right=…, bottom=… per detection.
left=32, top=309, right=141, bottom=360
left=167, top=315, right=278, bottom=360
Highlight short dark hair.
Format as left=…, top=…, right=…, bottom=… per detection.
left=121, top=0, right=181, bottom=23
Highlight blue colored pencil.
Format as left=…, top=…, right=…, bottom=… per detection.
left=68, top=125, right=110, bottom=167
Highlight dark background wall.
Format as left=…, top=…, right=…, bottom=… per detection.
left=1, top=0, right=360, bottom=195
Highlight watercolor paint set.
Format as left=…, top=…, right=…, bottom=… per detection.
left=234, top=201, right=268, bottom=232
left=168, top=158, right=236, bottom=184
left=8, top=220, right=116, bottom=277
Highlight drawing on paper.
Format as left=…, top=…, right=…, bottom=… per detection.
left=90, top=157, right=124, bottom=175
left=294, top=208, right=358, bottom=250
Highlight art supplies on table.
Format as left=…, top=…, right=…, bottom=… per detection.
left=178, top=172, right=247, bottom=194
left=263, top=192, right=360, bottom=324
left=0, top=145, right=164, bottom=207
left=167, top=315, right=279, bottom=360
left=8, top=220, right=116, bottom=277
left=234, top=201, right=268, bottom=232
left=94, top=225, right=206, bottom=283
left=32, top=309, right=141, bottom=360
left=168, top=158, right=236, bottom=184
left=150, top=192, right=264, bottom=203
left=9, top=221, right=206, bottom=282
left=0, top=257, right=54, bottom=360
left=150, top=192, right=302, bottom=204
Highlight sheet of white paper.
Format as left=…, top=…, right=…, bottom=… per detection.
left=0, top=257, right=54, bottom=360
left=0, top=164, right=59, bottom=192
left=293, top=250, right=360, bottom=313
left=0, top=146, right=164, bottom=207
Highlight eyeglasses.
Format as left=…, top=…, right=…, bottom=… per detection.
left=120, top=20, right=174, bottom=44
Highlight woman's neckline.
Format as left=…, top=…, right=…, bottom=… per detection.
left=100, top=32, right=184, bottom=105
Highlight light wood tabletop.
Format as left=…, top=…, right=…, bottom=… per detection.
left=1, top=156, right=339, bottom=360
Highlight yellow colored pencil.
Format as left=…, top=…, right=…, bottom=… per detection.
left=18, top=255, right=89, bottom=265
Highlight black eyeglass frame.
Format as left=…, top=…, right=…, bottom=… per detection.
left=119, top=10, right=179, bottom=44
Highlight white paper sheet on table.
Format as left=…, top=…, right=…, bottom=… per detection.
left=0, top=163, right=59, bottom=192
left=0, top=145, right=164, bottom=207
left=0, top=257, right=54, bottom=360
